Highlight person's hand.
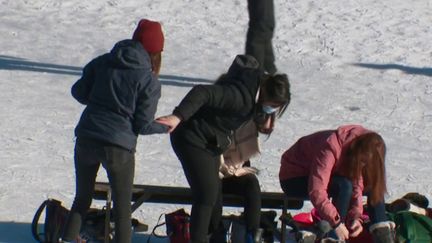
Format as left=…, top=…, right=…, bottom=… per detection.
left=334, top=223, right=349, bottom=241
left=156, top=114, right=181, bottom=133
left=349, top=219, right=363, bottom=238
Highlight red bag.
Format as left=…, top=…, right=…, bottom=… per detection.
left=148, top=208, right=190, bottom=243
left=165, top=208, right=190, bottom=243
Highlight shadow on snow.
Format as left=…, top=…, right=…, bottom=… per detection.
left=352, top=62, right=432, bottom=77
left=0, top=221, right=168, bottom=243
left=0, top=55, right=213, bottom=87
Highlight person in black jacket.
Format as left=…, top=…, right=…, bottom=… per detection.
left=246, top=0, right=277, bottom=75
left=156, top=55, right=291, bottom=243
left=61, top=19, right=168, bottom=243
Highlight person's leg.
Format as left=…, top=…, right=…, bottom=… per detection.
left=260, top=0, right=276, bottom=74
left=280, top=177, right=318, bottom=241
left=62, top=139, right=101, bottom=241
left=223, top=174, right=262, bottom=243
left=281, top=176, right=353, bottom=217
left=102, top=145, right=135, bottom=243
left=246, top=0, right=276, bottom=74
left=327, top=176, right=353, bottom=221
left=280, top=176, right=309, bottom=199
left=367, top=198, right=395, bottom=243
left=208, top=182, right=223, bottom=238
left=171, top=135, right=221, bottom=243
left=223, top=174, right=261, bottom=231
left=318, top=176, right=353, bottom=241
left=367, top=197, right=388, bottom=224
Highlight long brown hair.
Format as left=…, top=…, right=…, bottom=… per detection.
left=340, top=132, right=387, bottom=205
left=150, top=52, right=162, bottom=76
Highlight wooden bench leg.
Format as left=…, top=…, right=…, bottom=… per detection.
left=104, top=187, right=112, bottom=243
left=280, top=196, right=288, bottom=243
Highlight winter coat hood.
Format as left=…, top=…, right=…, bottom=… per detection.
left=218, top=54, right=261, bottom=98
left=110, top=39, right=152, bottom=70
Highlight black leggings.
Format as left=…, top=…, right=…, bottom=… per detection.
left=62, top=138, right=135, bottom=243
left=222, top=174, right=261, bottom=231
left=171, top=134, right=222, bottom=243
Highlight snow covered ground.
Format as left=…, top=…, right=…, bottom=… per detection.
left=0, top=0, right=431, bottom=242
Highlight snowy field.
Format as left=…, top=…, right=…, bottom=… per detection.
left=0, top=0, right=431, bottom=242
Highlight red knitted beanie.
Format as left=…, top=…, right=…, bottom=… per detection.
left=132, top=19, right=164, bottom=53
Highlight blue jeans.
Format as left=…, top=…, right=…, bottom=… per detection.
left=280, top=176, right=387, bottom=224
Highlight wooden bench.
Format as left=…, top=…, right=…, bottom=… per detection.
left=93, top=181, right=304, bottom=242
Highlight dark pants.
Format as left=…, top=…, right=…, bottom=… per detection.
left=280, top=176, right=388, bottom=225
left=62, top=138, right=135, bottom=243
left=246, top=0, right=277, bottom=74
left=222, top=174, right=261, bottom=231
left=171, top=133, right=222, bottom=243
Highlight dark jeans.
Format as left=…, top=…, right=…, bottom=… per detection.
left=222, top=173, right=261, bottom=231
left=280, top=176, right=388, bottom=225
left=171, top=133, right=222, bottom=243
left=62, top=137, right=135, bottom=243
left=246, top=0, right=276, bottom=74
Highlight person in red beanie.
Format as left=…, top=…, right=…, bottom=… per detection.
left=61, top=19, right=167, bottom=243
left=132, top=18, right=164, bottom=76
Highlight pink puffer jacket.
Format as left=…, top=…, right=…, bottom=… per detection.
left=279, top=125, right=372, bottom=226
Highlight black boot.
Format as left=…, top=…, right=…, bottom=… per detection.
left=370, top=221, right=396, bottom=243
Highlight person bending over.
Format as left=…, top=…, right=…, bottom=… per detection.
left=157, top=54, right=290, bottom=243
left=279, top=125, right=395, bottom=243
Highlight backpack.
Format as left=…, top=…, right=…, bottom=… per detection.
left=31, top=198, right=113, bottom=243
left=388, top=211, right=432, bottom=243
left=31, top=199, right=69, bottom=243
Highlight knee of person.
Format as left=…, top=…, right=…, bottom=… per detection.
left=195, top=192, right=221, bottom=206
left=73, top=195, right=93, bottom=210
left=243, top=176, right=261, bottom=196
left=249, top=177, right=261, bottom=191
left=336, top=177, right=353, bottom=195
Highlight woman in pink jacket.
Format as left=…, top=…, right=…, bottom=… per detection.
left=279, top=125, right=394, bottom=243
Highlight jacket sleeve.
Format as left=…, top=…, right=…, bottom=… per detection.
left=133, top=75, right=168, bottom=135
left=71, top=61, right=95, bottom=105
left=308, top=147, right=342, bottom=227
left=173, top=84, right=249, bottom=121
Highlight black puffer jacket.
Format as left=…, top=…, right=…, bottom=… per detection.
left=72, top=40, right=167, bottom=150
left=172, top=55, right=262, bottom=154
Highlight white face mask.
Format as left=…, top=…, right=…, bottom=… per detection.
left=262, top=105, right=278, bottom=114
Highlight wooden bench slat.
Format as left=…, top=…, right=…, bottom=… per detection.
left=93, top=181, right=304, bottom=243
left=93, top=182, right=303, bottom=210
